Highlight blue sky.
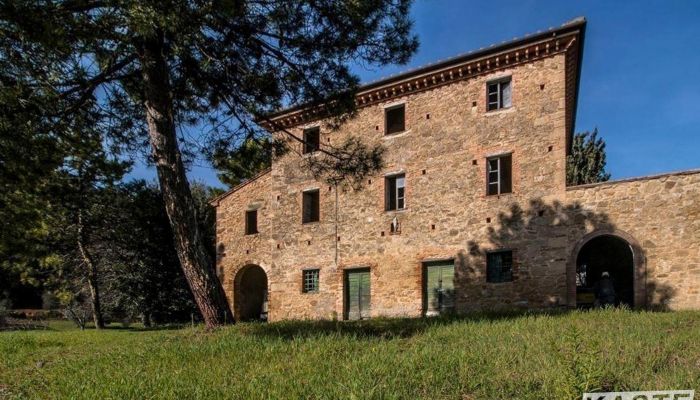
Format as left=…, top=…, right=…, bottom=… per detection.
left=130, top=0, right=700, bottom=188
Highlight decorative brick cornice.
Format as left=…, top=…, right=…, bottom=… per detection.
left=261, top=18, right=586, bottom=135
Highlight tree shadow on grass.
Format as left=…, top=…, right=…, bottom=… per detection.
left=235, top=308, right=576, bottom=340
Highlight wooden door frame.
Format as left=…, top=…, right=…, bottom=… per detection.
left=422, top=259, right=455, bottom=316
left=343, top=267, right=371, bottom=321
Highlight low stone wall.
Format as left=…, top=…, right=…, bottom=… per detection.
left=565, top=170, right=700, bottom=309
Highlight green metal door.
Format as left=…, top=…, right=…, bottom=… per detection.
left=345, top=269, right=371, bottom=320
left=424, top=261, right=455, bottom=316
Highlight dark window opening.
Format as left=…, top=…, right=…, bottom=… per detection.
left=245, top=209, right=258, bottom=235
left=303, top=127, right=320, bottom=154
left=487, top=78, right=512, bottom=111
left=302, top=269, right=320, bottom=293
left=487, top=154, right=512, bottom=195
left=385, top=174, right=406, bottom=211
left=385, top=104, right=405, bottom=135
left=487, top=250, right=513, bottom=283
left=302, top=190, right=320, bottom=223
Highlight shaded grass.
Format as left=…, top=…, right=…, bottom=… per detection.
left=1, top=309, right=699, bottom=399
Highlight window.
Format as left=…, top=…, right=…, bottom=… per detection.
left=302, top=190, right=320, bottom=223
left=245, top=209, right=258, bottom=235
left=302, top=269, right=320, bottom=293
left=487, top=78, right=512, bottom=111
left=385, top=104, right=405, bottom=135
left=487, top=154, right=512, bottom=195
left=303, top=126, right=320, bottom=154
left=385, top=174, right=406, bottom=211
left=487, top=250, right=513, bottom=283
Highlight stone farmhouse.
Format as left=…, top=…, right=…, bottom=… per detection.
left=212, top=17, right=700, bottom=322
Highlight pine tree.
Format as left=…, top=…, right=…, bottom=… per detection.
left=1, top=0, right=418, bottom=327
left=566, top=129, right=612, bottom=186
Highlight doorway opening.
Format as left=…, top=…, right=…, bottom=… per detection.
left=423, top=260, right=455, bottom=316
left=344, top=268, right=371, bottom=320
left=576, top=234, right=634, bottom=307
left=234, top=265, right=268, bottom=322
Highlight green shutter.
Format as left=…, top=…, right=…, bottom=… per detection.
left=424, top=261, right=455, bottom=315
left=440, top=263, right=455, bottom=310
left=425, top=264, right=441, bottom=314
left=346, top=269, right=370, bottom=320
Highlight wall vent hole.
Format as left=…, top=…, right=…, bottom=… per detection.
left=472, top=101, right=477, bottom=107
left=486, top=217, right=491, bottom=223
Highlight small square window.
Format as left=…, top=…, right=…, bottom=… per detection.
left=487, top=250, right=513, bottom=283
left=302, top=190, right=320, bottom=223
left=245, top=209, right=258, bottom=235
left=385, top=104, right=405, bottom=135
left=487, top=78, right=512, bottom=111
left=486, top=154, right=512, bottom=195
left=303, top=127, right=320, bottom=154
left=385, top=174, right=406, bottom=211
left=302, top=269, right=320, bottom=293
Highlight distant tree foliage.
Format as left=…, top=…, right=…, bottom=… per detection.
left=210, top=138, right=278, bottom=187
left=566, top=129, right=611, bottom=186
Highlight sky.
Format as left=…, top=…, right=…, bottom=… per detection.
left=129, top=0, right=700, bottom=189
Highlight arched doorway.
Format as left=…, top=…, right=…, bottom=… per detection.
left=573, top=232, right=641, bottom=308
left=234, top=265, right=268, bottom=322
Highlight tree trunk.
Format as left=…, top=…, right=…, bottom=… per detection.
left=77, top=210, right=105, bottom=330
left=137, top=34, right=232, bottom=328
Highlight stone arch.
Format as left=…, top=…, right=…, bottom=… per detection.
left=233, top=264, right=269, bottom=322
left=567, top=229, right=646, bottom=308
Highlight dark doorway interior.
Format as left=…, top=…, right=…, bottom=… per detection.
left=576, top=235, right=634, bottom=307
left=236, top=265, right=268, bottom=322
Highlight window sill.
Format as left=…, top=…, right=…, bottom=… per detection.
left=301, top=151, right=320, bottom=158
left=383, top=129, right=411, bottom=139
left=485, top=192, right=514, bottom=199
left=302, top=291, right=320, bottom=295
left=244, top=232, right=259, bottom=236
left=385, top=208, right=409, bottom=214
left=302, top=221, right=320, bottom=226
left=484, top=107, right=515, bottom=116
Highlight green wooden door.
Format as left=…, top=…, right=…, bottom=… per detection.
left=346, top=269, right=371, bottom=320
left=424, top=261, right=455, bottom=315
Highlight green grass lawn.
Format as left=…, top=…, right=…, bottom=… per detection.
left=1, top=308, right=699, bottom=399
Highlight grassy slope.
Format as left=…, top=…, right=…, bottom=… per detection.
left=1, top=309, right=699, bottom=399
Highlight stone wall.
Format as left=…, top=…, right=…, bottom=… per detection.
left=214, top=44, right=700, bottom=321
left=216, top=53, right=575, bottom=321
left=565, top=170, right=700, bottom=310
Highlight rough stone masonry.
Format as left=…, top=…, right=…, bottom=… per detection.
left=212, top=18, right=700, bottom=321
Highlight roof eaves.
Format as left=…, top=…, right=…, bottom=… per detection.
left=262, top=17, right=587, bottom=124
